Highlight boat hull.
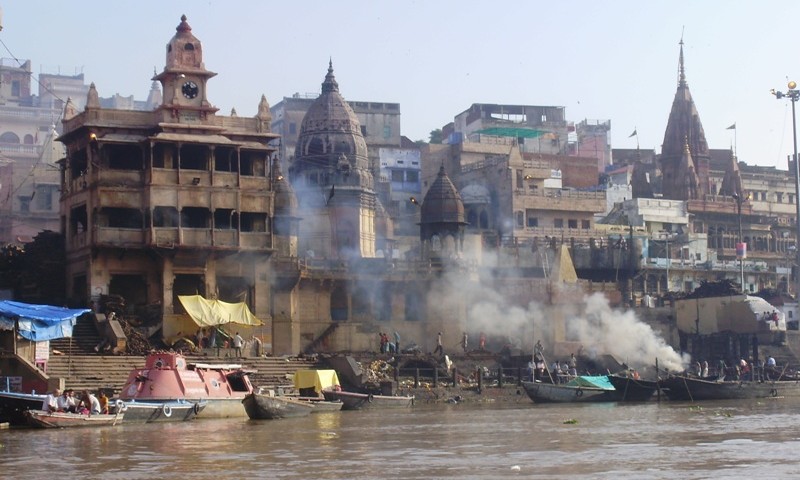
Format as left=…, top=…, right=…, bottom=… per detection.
left=0, top=392, right=46, bottom=426
left=25, top=410, right=124, bottom=428
left=607, top=375, right=658, bottom=401
left=660, top=376, right=800, bottom=401
left=322, top=390, right=414, bottom=410
left=298, top=397, right=344, bottom=412
left=242, top=393, right=314, bottom=419
left=118, top=400, right=205, bottom=423
left=522, top=381, right=617, bottom=403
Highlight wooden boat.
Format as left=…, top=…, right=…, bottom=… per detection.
left=659, top=375, right=800, bottom=401
left=292, top=369, right=344, bottom=412
left=242, top=393, right=314, bottom=419
left=522, top=376, right=618, bottom=403
left=0, top=391, right=47, bottom=426
left=115, top=399, right=206, bottom=423
left=322, top=389, right=414, bottom=410
left=25, top=409, right=124, bottom=428
left=607, top=374, right=659, bottom=401
left=297, top=397, right=344, bottom=412
left=119, top=351, right=254, bottom=418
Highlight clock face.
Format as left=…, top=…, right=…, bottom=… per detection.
left=182, top=81, right=199, bottom=99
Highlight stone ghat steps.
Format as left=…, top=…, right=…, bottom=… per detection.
left=50, top=315, right=103, bottom=356
left=46, top=354, right=320, bottom=394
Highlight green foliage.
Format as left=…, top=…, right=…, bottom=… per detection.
left=429, top=129, right=443, bottom=144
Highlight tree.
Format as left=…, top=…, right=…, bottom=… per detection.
left=429, top=129, right=443, bottom=144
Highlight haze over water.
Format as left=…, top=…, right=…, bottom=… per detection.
left=3, top=397, right=800, bottom=479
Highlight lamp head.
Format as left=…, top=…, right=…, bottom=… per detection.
left=790, top=81, right=797, bottom=90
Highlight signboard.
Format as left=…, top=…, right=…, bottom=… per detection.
left=0, top=376, right=22, bottom=392
left=736, top=242, right=747, bottom=259
left=35, top=340, right=50, bottom=362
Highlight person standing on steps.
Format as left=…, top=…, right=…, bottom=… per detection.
left=233, top=332, right=244, bottom=357
left=434, top=332, right=444, bottom=356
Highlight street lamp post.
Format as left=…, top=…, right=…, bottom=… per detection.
left=733, top=192, right=745, bottom=294
left=772, top=81, right=800, bottom=298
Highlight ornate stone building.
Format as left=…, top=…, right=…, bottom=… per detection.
left=58, top=16, right=279, bottom=324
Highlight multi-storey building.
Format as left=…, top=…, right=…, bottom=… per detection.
left=616, top=41, right=797, bottom=301
left=58, top=16, right=279, bottom=322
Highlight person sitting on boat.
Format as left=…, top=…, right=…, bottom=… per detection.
left=97, top=390, right=109, bottom=414
left=80, top=390, right=102, bottom=415
left=42, top=389, right=60, bottom=413
left=767, top=356, right=776, bottom=367
left=701, top=361, right=709, bottom=378
left=57, top=389, right=75, bottom=413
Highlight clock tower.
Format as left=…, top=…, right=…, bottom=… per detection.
left=153, top=15, right=218, bottom=122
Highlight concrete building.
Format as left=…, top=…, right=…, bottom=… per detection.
left=613, top=41, right=796, bottom=301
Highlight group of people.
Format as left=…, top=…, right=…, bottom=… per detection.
left=194, top=328, right=259, bottom=357
left=378, top=332, right=400, bottom=354
left=692, top=354, right=780, bottom=381
left=42, top=388, right=110, bottom=416
left=534, top=353, right=578, bottom=383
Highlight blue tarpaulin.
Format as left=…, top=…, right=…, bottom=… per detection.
left=0, top=301, right=91, bottom=341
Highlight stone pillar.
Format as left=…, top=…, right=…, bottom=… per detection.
left=272, top=285, right=299, bottom=356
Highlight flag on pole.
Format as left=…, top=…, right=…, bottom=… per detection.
left=726, top=123, right=736, bottom=130
left=326, top=184, right=335, bottom=205
left=628, top=129, right=637, bottom=138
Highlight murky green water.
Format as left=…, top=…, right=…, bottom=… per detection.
left=2, top=397, right=800, bottom=479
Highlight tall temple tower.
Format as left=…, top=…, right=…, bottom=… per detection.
left=659, top=40, right=711, bottom=201
left=289, top=62, right=387, bottom=259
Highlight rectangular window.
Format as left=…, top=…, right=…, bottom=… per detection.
left=516, top=169, right=523, bottom=189
left=776, top=193, right=784, bottom=203
left=554, top=218, right=563, bottom=228
left=525, top=209, right=538, bottom=227
left=581, top=219, right=590, bottom=229
left=568, top=219, right=578, bottom=229
left=391, top=170, right=404, bottom=182
left=383, top=125, right=391, bottom=139
left=289, top=123, right=296, bottom=135
left=406, top=171, right=419, bottom=183
left=516, top=211, right=524, bottom=227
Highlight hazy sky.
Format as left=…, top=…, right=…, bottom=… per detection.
left=3, top=1, right=799, bottom=168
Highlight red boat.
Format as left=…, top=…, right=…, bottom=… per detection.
left=119, top=351, right=254, bottom=418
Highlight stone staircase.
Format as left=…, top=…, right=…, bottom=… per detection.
left=45, top=352, right=321, bottom=394
left=50, top=314, right=103, bottom=355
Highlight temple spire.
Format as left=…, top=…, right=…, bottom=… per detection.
left=678, top=38, right=687, bottom=88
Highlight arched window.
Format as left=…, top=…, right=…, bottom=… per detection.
left=23, top=134, right=34, bottom=145
left=0, top=132, right=20, bottom=143
left=479, top=210, right=489, bottom=229
left=184, top=43, right=195, bottom=51
left=467, top=209, right=477, bottom=228
left=307, top=138, right=324, bottom=156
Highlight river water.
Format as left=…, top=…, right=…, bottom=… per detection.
left=3, top=396, right=800, bottom=479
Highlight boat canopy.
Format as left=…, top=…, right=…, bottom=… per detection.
left=0, top=300, right=91, bottom=341
left=566, top=375, right=616, bottom=391
left=293, top=369, right=341, bottom=394
left=178, top=295, right=263, bottom=327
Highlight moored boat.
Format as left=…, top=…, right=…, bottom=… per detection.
left=242, top=393, right=314, bottom=419
left=0, top=391, right=47, bottom=426
left=659, top=375, right=800, bottom=401
left=118, top=351, right=254, bottom=418
left=322, top=389, right=414, bottom=410
left=115, top=399, right=206, bottom=423
left=522, top=375, right=618, bottom=403
left=25, top=409, right=124, bottom=428
left=607, top=374, right=659, bottom=401
left=292, top=369, right=344, bottom=412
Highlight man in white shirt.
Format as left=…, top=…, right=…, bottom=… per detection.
left=41, top=389, right=60, bottom=412
left=233, top=332, right=244, bottom=357
left=56, top=389, right=75, bottom=412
